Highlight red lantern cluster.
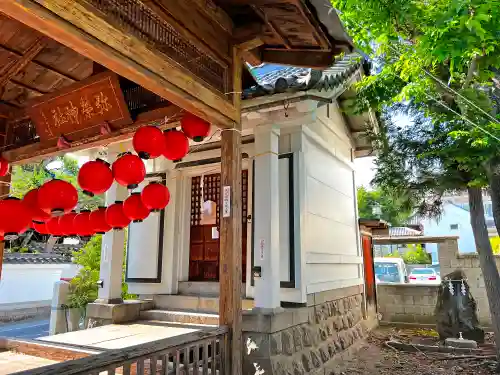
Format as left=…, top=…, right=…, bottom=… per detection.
left=133, top=126, right=166, bottom=160
left=0, top=157, right=9, bottom=177
left=46, top=217, right=63, bottom=236
left=74, top=210, right=94, bottom=237
left=32, top=221, right=48, bottom=235
left=23, top=189, right=51, bottom=224
left=123, top=193, right=150, bottom=223
left=141, top=182, right=170, bottom=212
left=0, top=197, right=31, bottom=240
left=38, top=179, right=78, bottom=215
left=90, top=207, right=111, bottom=234
left=163, top=129, right=189, bottom=161
left=78, top=159, right=113, bottom=196
left=58, top=211, right=78, bottom=237
left=112, top=153, right=146, bottom=189
left=181, top=113, right=210, bottom=142
left=105, top=201, right=131, bottom=230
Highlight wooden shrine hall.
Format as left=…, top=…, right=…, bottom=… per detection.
left=0, top=1, right=368, bottom=374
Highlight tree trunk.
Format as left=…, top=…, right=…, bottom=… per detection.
left=487, top=164, right=500, bottom=236
left=468, top=186, right=500, bottom=359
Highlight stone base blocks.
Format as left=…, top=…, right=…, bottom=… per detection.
left=242, top=285, right=371, bottom=375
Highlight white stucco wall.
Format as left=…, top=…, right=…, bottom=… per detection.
left=300, top=103, right=363, bottom=295
left=421, top=202, right=476, bottom=256
left=0, top=263, right=79, bottom=309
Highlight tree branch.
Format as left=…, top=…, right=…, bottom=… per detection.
left=463, top=55, right=479, bottom=89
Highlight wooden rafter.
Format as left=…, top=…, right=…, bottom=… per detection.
left=291, top=0, right=330, bottom=50
left=261, top=49, right=343, bottom=68
left=250, top=4, right=291, bottom=49
left=9, top=79, right=48, bottom=95
left=0, top=0, right=237, bottom=128
left=0, top=44, right=78, bottom=82
left=0, top=37, right=47, bottom=90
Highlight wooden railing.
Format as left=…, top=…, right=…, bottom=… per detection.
left=17, top=326, right=229, bottom=375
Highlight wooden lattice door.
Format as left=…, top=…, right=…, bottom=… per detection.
left=189, top=171, right=248, bottom=282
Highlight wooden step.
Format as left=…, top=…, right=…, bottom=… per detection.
left=140, top=309, right=219, bottom=326
left=152, top=294, right=254, bottom=314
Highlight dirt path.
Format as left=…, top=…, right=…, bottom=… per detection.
left=335, top=328, right=497, bottom=375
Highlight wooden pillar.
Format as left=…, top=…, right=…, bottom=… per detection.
left=0, top=174, right=10, bottom=281
left=219, top=48, right=243, bottom=375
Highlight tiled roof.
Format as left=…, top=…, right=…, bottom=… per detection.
left=3, top=253, right=72, bottom=264
left=389, top=227, right=422, bottom=237
left=244, top=53, right=365, bottom=99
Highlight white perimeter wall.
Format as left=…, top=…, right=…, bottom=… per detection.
left=0, top=263, right=79, bottom=308
left=301, top=103, right=362, bottom=295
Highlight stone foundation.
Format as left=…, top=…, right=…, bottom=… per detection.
left=243, top=285, right=373, bottom=375
left=85, top=299, right=154, bottom=327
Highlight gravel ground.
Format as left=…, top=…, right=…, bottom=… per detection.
left=334, top=328, right=498, bottom=375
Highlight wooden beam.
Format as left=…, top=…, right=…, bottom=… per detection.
left=0, top=43, right=78, bottom=83
left=237, top=37, right=265, bottom=52
left=0, top=0, right=237, bottom=128
left=261, top=49, right=341, bottom=68
left=242, top=48, right=263, bottom=66
left=2, top=105, right=182, bottom=165
left=9, top=79, right=48, bottom=95
left=219, top=47, right=243, bottom=375
left=0, top=37, right=47, bottom=89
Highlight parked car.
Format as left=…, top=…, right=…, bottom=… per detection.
left=408, top=268, right=441, bottom=284
left=374, top=257, right=408, bottom=284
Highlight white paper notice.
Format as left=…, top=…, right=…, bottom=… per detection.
left=222, top=185, right=231, bottom=217
left=212, top=226, right=219, bottom=239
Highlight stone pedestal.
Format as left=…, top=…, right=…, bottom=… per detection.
left=85, top=300, right=154, bottom=328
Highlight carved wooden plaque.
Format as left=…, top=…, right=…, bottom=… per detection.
left=26, top=71, right=132, bottom=142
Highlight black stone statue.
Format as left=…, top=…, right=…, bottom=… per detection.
left=435, top=269, right=485, bottom=343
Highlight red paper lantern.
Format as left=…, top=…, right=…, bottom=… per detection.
left=0, top=197, right=31, bottom=240
left=112, top=153, right=146, bottom=189
left=141, top=182, right=170, bottom=212
left=33, top=221, right=49, bottom=235
left=38, top=179, right=78, bottom=215
left=133, top=126, right=166, bottom=160
left=163, top=129, right=189, bottom=161
left=22, top=188, right=51, bottom=224
left=46, top=217, right=63, bottom=236
left=0, top=157, right=9, bottom=177
left=105, top=201, right=131, bottom=230
left=78, top=159, right=113, bottom=196
left=74, top=210, right=94, bottom=237
left=181, top=113, right=210, bottom=142
left=58, top=211, right=78, bottom=236
left=123, top=193, right=150, bottom=222
left=89, top=207, right=111, bottom=234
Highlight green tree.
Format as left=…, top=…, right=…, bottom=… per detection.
left=490, top=236, right=500, bottom=255
left=10, top=155, right=103, bottom=209
left=68, top=234, right=135, bottom=311
left=333, top=0, right=500, bottom=356
left=357, top=186, right=413, bottom=226
left=403, top=244, right=432, bottom=264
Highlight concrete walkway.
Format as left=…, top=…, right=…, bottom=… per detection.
left=36, top=320, right=204, bottom=350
